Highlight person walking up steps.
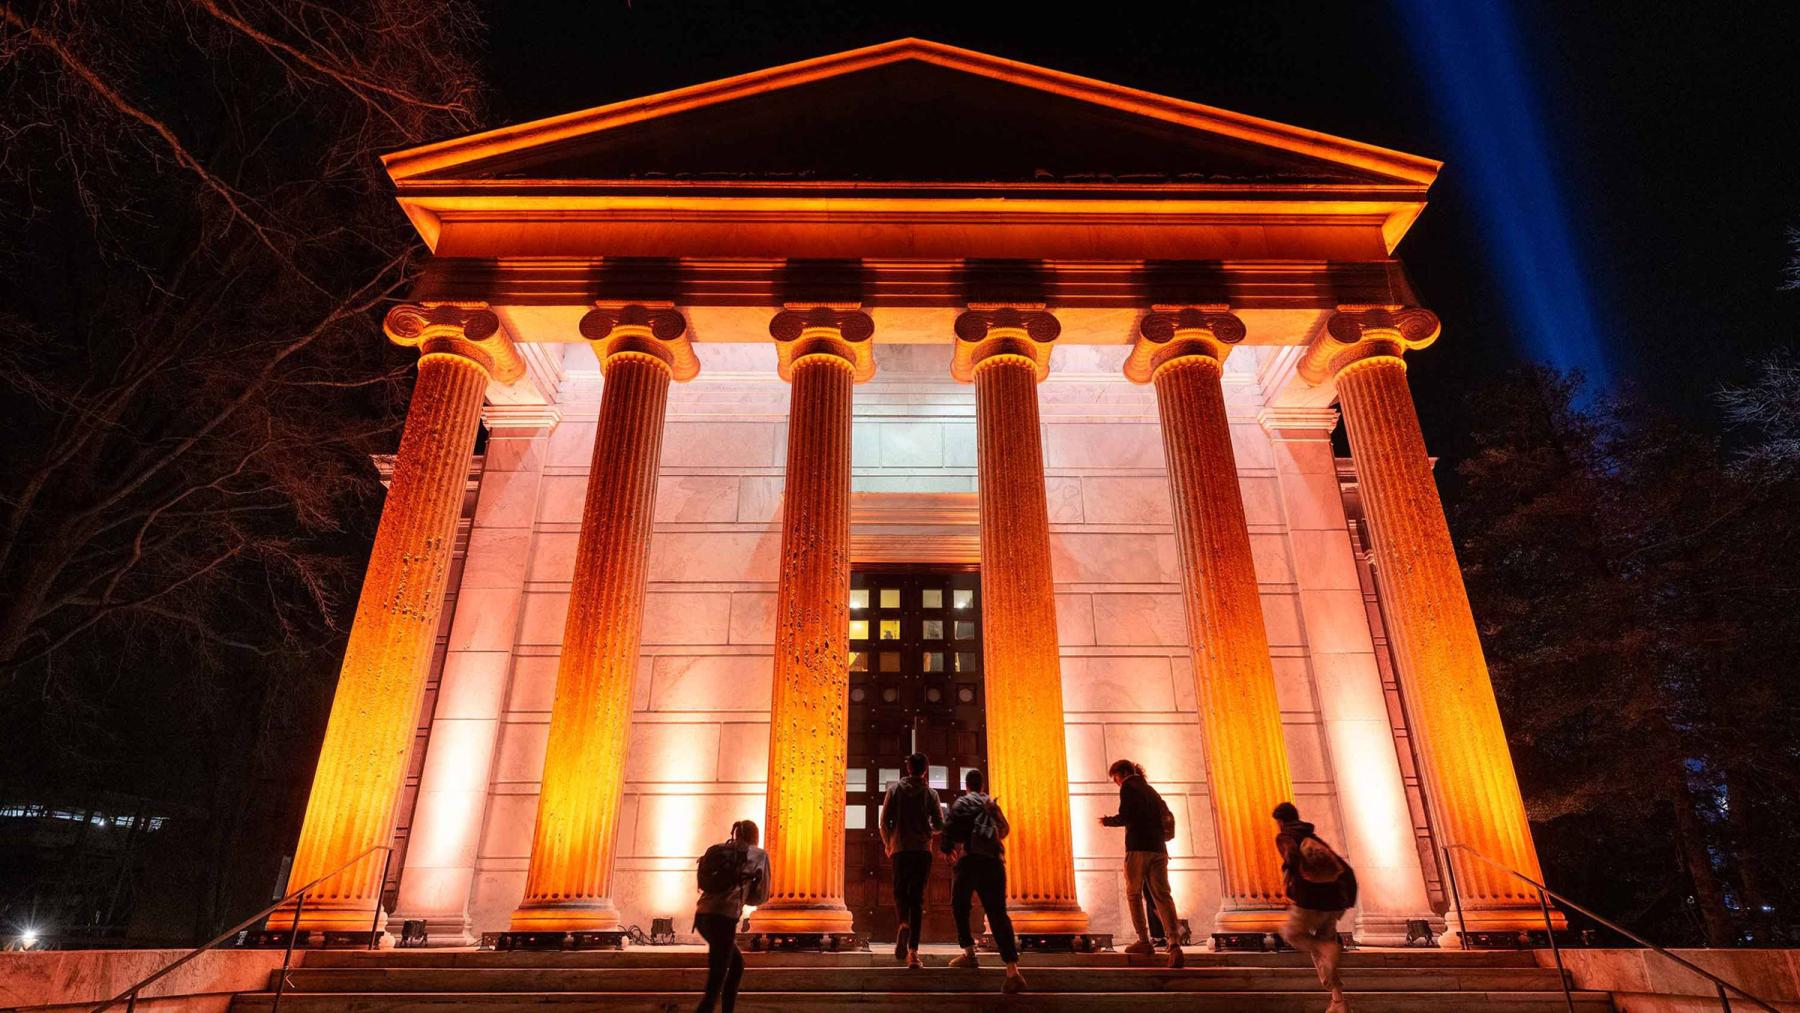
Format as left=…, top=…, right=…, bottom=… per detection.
left=880, top=751, right=943, bottom=968
left=1273, top=801, right=1358, bottom=1013
left=1097, top=758, right=1185, bottom=968
left=693, top=819, right=770, bottom=1013
left=940, top=768, right=1027, bottom=995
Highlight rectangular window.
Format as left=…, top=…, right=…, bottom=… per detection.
left=848, top=651, right=868, bottom=672
left=924, top=652, right=945, bottom=672
left=879, top=768, right=901, bottom=789
left=879, top=588, right=901, bottom=609
left=878, top=619, right=901, bottom=640
left=956, top=652, right=978, bottom=673
left=922, top=589, right=944, bottom=609
left=846, top=768, right=867, bottom=793
left=849, top=588, right=869, bottom=610
left=955, top=620, right=976, bottom=640
left=845, top=805, right=867, bottom=830
left=923, top=619, right=944, bottom=639
left=953, top=589, right=974, bottom=610
left=929, top=765, right=950, bottom=790
left=879, top=652, right=900, bottom=672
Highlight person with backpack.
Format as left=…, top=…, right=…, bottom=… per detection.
left=879, top=751, right=944, bottom=967
left=1272, top=801, right=1358, bottom=1013
left=693, top=819, right=770, bottom=1013
left=940, top=768, right=1027, bottom=994
left=1096, top=758, right=1185, bottom=968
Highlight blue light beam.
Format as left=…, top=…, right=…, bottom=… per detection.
left=1396, top=0, right=1612, bottom=384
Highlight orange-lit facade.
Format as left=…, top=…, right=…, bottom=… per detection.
left=286, top=39, right=1546, bottom=948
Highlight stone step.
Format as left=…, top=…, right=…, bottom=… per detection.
left=275, top=965, right=1574, bottom=994
left=295, top=948, right=1543, bottom=970
left=229, top=989, right=1616, bottom=1012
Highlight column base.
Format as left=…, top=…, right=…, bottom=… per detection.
left=1212, top=904, right=1288, bottom=935
left=265, top=900, right=389, bottom=938
left=1008, top=904, right=1089, bottom=935
left=746, top=902, right=856, bottom=935
left=508, top=898, right=620, bottom=934
left=1354, top=911, right=1444, bottom=948
left=1440, top=903, right=1569, bottom=948
left=739, top=931, right=868, bottom=952
left=387, top=912, right=476, bottom=947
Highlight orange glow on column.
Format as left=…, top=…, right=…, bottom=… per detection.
left=751, top=309, right=873, bottom=935
left=1315, top=308, right=1556, bottom=933
left=955, top=309, right=1087, bottom=935
left=1129, top=310, right=1295, bottom=934
left=510, top=306, right=697, bottom=933
left=280, top=304, right=519, bottom=933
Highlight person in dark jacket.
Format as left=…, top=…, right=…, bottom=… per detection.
left=1273, top=801, right=1357, bottom=1013
left=879, top=751, right=944, bottom=968
left=1096, top=758, right=1185, bottom=968
left=693, top=819, right=771, bottom=1013
left=940, top=768, right=1026, bottom=994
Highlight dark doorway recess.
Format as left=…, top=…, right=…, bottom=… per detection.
left=843, top=566, right=987, bottom=944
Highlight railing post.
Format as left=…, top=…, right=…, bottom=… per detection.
left=272, top=890, right=304, bottom=1013
left=1718, top=982, right=1733, bottom=1011
left=1538, top=887, right=1575, bottom=1013
left=368, top=848, right=393, bottom=951
left=1442, top=846, right=1470, bottom=950
left=124, top=991, right=135, bottom=1013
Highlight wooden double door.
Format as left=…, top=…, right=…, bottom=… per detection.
left=843, top=567, right=988, bottom=944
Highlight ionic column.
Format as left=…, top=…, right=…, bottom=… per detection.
left=1301, top=307, right=1551, bottom=933
left=750, top=308, right=876, bottom=938
left=1127, top=309, right=1294, bottom=935
left=951, top=308, right=1087, bottom=935
left=509, top=305, right=697, bottom=935
left=281, top=304, right=522, bottom=934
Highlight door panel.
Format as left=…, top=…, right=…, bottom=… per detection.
left=844, top=568, right=986, bottom=944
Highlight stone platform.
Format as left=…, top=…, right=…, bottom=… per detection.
left=225, top=947, right=1617, bottom=1011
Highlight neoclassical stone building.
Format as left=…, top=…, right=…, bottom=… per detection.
left=279, top=39, right=1549, bottom=950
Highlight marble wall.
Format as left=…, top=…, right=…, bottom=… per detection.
left=398, top=338, right=1417, bottom=941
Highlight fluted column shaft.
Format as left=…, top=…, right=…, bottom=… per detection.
left=754, top=349, right=859, bottom=932
left=283, top=352, right=491, bottom=932
left=964, top=326, right=1086, bottom=932
left=1334, top=352, right=1546, bottom=931
left=1151, top=353, right=1295, bottom=931
left=512, top=305, right=694, bottom=934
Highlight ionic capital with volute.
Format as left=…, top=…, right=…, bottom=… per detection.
left=950, top=306, right=1060, bottom=382
left=1297, top=306, right=1441, bottom=384
left=770, top=306, right=876, bottom=382
left=1124, top=306, right=1247, bottom=384
left=383, top=302, right=524, bottom=383
left=578, top=303, right=699, bottom=380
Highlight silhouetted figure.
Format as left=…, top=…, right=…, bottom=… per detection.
left=941, top=768, right=1027, bottom=994
left=880, top=751, right=943, bottom=967
left=1273, top=801, right=1358, bottom=1013
left=1097, top=758, right=1185, bottom=968
left=693, top=819, right=769, bottom=1013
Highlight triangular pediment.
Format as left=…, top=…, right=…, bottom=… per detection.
left=386, top=39, right=1438, bottom=188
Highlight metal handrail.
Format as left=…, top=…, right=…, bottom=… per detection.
left=1443, top=842, right=1781, bottom=1013
left=88, top=844, right=393, bottom=1013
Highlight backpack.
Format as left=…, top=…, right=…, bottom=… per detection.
left=970, top=799, right=1003, bottom=854
left=1159, top=796, right=1177, bottom=843
left=1297, top=835, right=1347, bottom=884
left=697, top=841, right=749, bottom=894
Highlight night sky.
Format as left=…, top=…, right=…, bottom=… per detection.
left=481, top=0, right=1800, bottom=458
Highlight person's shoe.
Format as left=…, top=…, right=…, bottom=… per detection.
left=1326, top=992, right=1349, bottom=1013
left=1165, top=944, right=1185, bottom=970
left=949, top=951, right=980, bottom=969
left=893, top=925, right=909, bottom=963
left=907, top=952, right=923, bottom=970
left=1003, top=971, right=1028, bottom=994
left=1123, top=940, right=1156, bottom=957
